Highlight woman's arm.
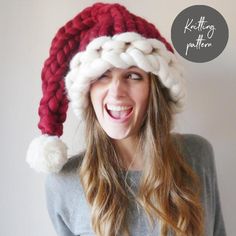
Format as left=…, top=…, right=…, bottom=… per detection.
left=209, top=144, right=227, bottom=236
left=45, top=174, right=77, bottom=236
left=179, top=133, right=227, bottom=236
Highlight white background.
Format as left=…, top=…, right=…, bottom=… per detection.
left=0, top=0, right=235, bottom=235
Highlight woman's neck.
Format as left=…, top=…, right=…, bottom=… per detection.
left=112, top=136, right=144, bottom=171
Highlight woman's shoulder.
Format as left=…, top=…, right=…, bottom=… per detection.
left=173, top=132, right=214, bottom=153
left=45, top=151, right=86, bottom=194
left=60, top=150, right=86, bottom=174
left=172, top=132, right=216, bottom=173
left=44, top=151, right=92, bottom=234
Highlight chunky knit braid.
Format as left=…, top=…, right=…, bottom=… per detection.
left=38, top=7, right=92, bottom=136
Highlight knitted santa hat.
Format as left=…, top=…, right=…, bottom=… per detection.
left=26, top=2, right=186, bottom=173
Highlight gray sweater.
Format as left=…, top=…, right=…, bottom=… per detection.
left=45, top=133, right=226, bottom=236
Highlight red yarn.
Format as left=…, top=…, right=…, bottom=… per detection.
left=38, top=2, right=175, bottom=137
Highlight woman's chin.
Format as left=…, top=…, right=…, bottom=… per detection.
left=104, top=130, right=131, bottom=140
left=107, top=134, right=128, bottom=140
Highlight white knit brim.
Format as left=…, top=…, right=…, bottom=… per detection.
left=26, top=135, right=68, bottom=173
left=65, top=32, right=186, bottom=119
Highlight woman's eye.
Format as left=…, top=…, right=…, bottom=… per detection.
left=97, top=74, right=109, bottom=80
left=127, top=73, right=142, bottom=80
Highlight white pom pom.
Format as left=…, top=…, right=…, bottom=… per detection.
left=26, top=135, right=68, bottom=173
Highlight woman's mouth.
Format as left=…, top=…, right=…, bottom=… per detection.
left=105, top=104, right=133, bottom=122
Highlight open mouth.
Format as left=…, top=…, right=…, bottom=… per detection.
left=105, top=104, right=133, bottom=120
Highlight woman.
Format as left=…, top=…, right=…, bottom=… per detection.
left=26, top=3, right=226, bottom=236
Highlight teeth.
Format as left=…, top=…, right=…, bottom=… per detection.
left=106, top=104, right=132, bottom=111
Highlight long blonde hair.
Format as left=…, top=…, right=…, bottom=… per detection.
left=78, top=73, right=204, bottom=236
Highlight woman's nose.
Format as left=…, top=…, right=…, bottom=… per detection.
left=108, top=77, right=127, bottom=97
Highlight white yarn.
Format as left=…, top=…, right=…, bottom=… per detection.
left=101, top=51, right=127, bottom=68
left=132, top=39, right=153, bottom=53
left=87, top=36, right=110, bottom=50
left=26, top=135, right=68, bottom=173
left=102, top=40, right=125, bottom=51
left=120, top=52, right=135, bottom=67
left=113, top=32, right=140, bottom=42
left=65, top=32, right=186, bottom=118
left=148, top=38, right=166, bottom=51
left=129, top=48, right=155, bottom=72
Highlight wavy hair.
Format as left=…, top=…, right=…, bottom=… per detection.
left=78, top=73, right=204, bottom=236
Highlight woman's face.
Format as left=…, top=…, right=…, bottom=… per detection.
left=90, top=67, right=150, bottom=140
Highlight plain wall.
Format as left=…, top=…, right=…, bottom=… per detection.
left=0, top=0, right=235, bottom=235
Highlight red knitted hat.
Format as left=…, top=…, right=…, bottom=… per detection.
left=26, top=2, right=186, bottom=173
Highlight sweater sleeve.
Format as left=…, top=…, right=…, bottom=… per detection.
left=44, top=173, right=77, bottom=236
left=178, top=133, right=227, bottom=236
left=209, top=143, right=227, bottom=236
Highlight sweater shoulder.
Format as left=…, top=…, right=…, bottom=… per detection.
left=174, top=133, right=214, bottom=153
left=173, top=133, right=216, bottom=173
left=60, top=150, right=86, bottom=174
left=44, top=151, right=85, bottom=196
